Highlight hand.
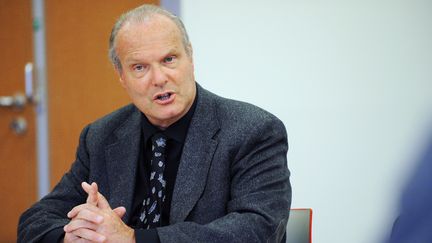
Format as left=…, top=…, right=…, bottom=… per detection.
left=63, top=182, right=106, bottom=243
left=63, top=182, right=134, bottom=243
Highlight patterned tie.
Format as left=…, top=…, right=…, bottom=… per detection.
left=139, top=133, right=167, bottom=228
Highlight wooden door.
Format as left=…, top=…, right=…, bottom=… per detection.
left=0, top=1, right=158, bottom=241
left=46, top=0, right=159, bottom=187
left=0, top=1, right=35, bottom=242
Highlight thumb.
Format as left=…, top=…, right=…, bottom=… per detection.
left=82, top=182, right=98, bottom=206
left=96, top=191, right=111, bottom=210
left=113, top=206, right=127, bottom=218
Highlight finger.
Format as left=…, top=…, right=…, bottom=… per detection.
left=64, top=231, right=82, bottom=242
left=95, top=191, right=111, bottom=210
left=113, top=206, right=126, bottom=218
left=67, top=203, right=100, bottom=219
left=74, top=208, right=104, bottom=224
left=63, top=218, right=98, bottom=233
left=69, top=228, right=106, bottom=243
left=82, top=182, right=111, bottom=210
left=82, top=182, right=98, bottom=206
left=81, top=181, right=92, bottom=194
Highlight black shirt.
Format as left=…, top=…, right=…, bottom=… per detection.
left=132, top=95, right=197, bottom=242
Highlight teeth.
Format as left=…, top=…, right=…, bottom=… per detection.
left=158, top=93, right=170, bottom=100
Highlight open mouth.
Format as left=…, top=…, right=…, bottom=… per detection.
left=155, top=92, right=172, bottom=101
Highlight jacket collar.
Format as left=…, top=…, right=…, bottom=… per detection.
left=105, top=106, right=142, bottom=222
left=170, top=84, right=221, bottom=223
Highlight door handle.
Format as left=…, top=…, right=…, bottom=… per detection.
left=1, top=63, right=36, bottom=135
left=0, top=63, right=36, bottom=110
left=0, top=93, right=27, bottom=109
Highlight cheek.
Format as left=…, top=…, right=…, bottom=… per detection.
left=170, top=64, right=192, bottom=82
left=126, top=79, right=150, bottom=94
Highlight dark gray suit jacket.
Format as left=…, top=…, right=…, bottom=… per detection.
left=18, top=85, right=291, bottom=243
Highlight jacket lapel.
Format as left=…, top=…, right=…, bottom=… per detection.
left=105, top=107, right=142, bottom=222
left=170, top=86, right=220, bottom=224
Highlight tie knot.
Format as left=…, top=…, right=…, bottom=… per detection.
left=151, top=133, right=167, bottom=152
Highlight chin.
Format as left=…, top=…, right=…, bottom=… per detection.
left=153, top=111, right=182, bottom=124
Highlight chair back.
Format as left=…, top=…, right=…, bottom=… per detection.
left=286, top=208, right=313, bottom=243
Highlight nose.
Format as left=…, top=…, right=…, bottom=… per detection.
left=151, top=64, right=167, bottom=88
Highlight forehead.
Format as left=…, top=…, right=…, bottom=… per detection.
left=115, top=15, right=183, bottom=57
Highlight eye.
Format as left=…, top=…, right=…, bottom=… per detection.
left=163, top=56, right=176, bottom=64
left=132, top=64, right=146, bottom=72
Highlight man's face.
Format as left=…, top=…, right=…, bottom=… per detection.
left=115, top=15, right=196, bottom=129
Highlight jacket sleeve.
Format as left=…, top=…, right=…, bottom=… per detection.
left=157, top=117, right=291, bottom=243
left=389, top=138, right=432, bottom=243
left=17, top=125, right=91, bottom=243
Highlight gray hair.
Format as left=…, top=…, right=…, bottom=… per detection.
left=108, top=4, right=191, bottom=71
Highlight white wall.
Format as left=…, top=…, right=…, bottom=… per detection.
left=181, top=1, right=432, bottom=242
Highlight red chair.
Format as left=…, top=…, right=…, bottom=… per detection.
left=286, top=208, right=313, bottom=243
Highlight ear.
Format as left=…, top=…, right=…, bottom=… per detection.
left=188, top=44, right=194, bottom=69
left=188, top=44, right=193, bottom=60
left=119, top=77, right=127, bottom=88
left=115, top=67, right=127, bottom=88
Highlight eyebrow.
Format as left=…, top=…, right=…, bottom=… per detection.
left=163, top=47, right=180, bottom=57
left=124, top=46, right=181, bottom=65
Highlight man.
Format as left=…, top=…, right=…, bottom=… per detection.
left=18, top=4, right=291, bottom=243
left=388, top=135, right=432, bottom=243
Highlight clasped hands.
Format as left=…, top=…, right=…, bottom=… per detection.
left=63, top=182, right=135, bottom=243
